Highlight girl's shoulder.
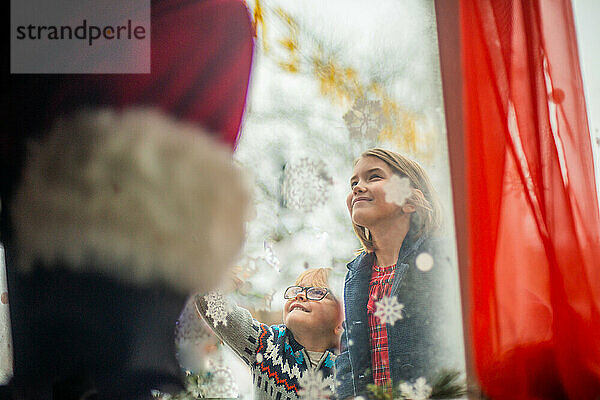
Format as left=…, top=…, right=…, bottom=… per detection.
left=346, top=250, right=374, bottom=272
left=401, top=232, right=454, bottom=272
left=416, top=232, right=451, bottom=255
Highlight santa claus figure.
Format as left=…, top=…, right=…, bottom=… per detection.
left=1, top=0, right=255, bottom=398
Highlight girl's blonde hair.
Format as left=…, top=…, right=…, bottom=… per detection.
left=352, top=148, right=442, bottom=252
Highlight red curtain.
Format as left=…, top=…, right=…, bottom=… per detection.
left=458, top=0, right=600, bottom=398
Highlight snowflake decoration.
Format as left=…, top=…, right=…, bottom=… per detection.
left=203, top=290, right=229, bottom=328
left=384, top=175, right=412, bottom=207
left=374, top=295, right=404, bottom=325
left=415, top=252, right=434, bottom=272
left=343, top=96, right=385, bottom=141
left=298, top=369, right=334, bottom=400
left=282, top=158, right=332, bottom=212
left=264, top=240, right=281, bottom=272
left=204, top=357, right=239, bottom=399
left=175, top=300, right=217, bottom=347
left=399, top=377, right=432, bottom=400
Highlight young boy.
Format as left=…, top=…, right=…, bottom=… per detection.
left=180, top=268, right=343, bottom=400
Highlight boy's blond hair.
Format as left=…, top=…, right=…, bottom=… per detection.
left=295, top=267, right=332, bottom=291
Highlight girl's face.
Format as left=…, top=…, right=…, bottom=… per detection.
left=346, top=156, right=407, bottom=230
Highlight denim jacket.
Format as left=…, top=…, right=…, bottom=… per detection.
left=335, top=234, right=464, bottom=399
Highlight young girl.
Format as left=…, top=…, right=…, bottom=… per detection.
left=178, top=268, right=344, bottom=400
left=335, top=148, right=464, bottom=399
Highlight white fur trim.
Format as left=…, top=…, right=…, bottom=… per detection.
left=12, top=108, right=251, bottom=293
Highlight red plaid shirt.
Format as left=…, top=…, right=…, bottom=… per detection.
left=367, top=261, right=396, bottom=388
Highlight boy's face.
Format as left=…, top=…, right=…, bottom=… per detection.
left=282, top=281, right=342, bottom=339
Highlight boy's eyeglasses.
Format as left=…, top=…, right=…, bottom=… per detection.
left=284, top=286, right=333, bottom=301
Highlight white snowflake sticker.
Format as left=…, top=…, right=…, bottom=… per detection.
left=297, top=369, right=334, bottom=400
left=416, top=252, right=434, bottom=272
left=384, top=175, right=412, bottom=207
left=203, top=290, right=229, bottom=328
left=264, top=240, right=281, bottom=272
left=374, top=295, right=404, bottom=325
left=205, top=357, right=239, bottom=399
left=343, top=96, right=385, bottom=141
left=399, top=377, right=432, bottom=400
left=282, top=158, right=332, bottom=212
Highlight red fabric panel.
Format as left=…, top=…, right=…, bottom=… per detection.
left=458, top=0, right=600, bottom=398
left=51, top=0, right=255, bottom=149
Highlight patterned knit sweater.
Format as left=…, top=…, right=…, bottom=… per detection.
left=185, top=292, right=337, bottom=400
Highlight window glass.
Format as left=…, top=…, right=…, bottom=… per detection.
left=177, top=0, right=467, bottom=397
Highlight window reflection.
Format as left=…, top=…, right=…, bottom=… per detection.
left=176, top=0, right=466, bottom=398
